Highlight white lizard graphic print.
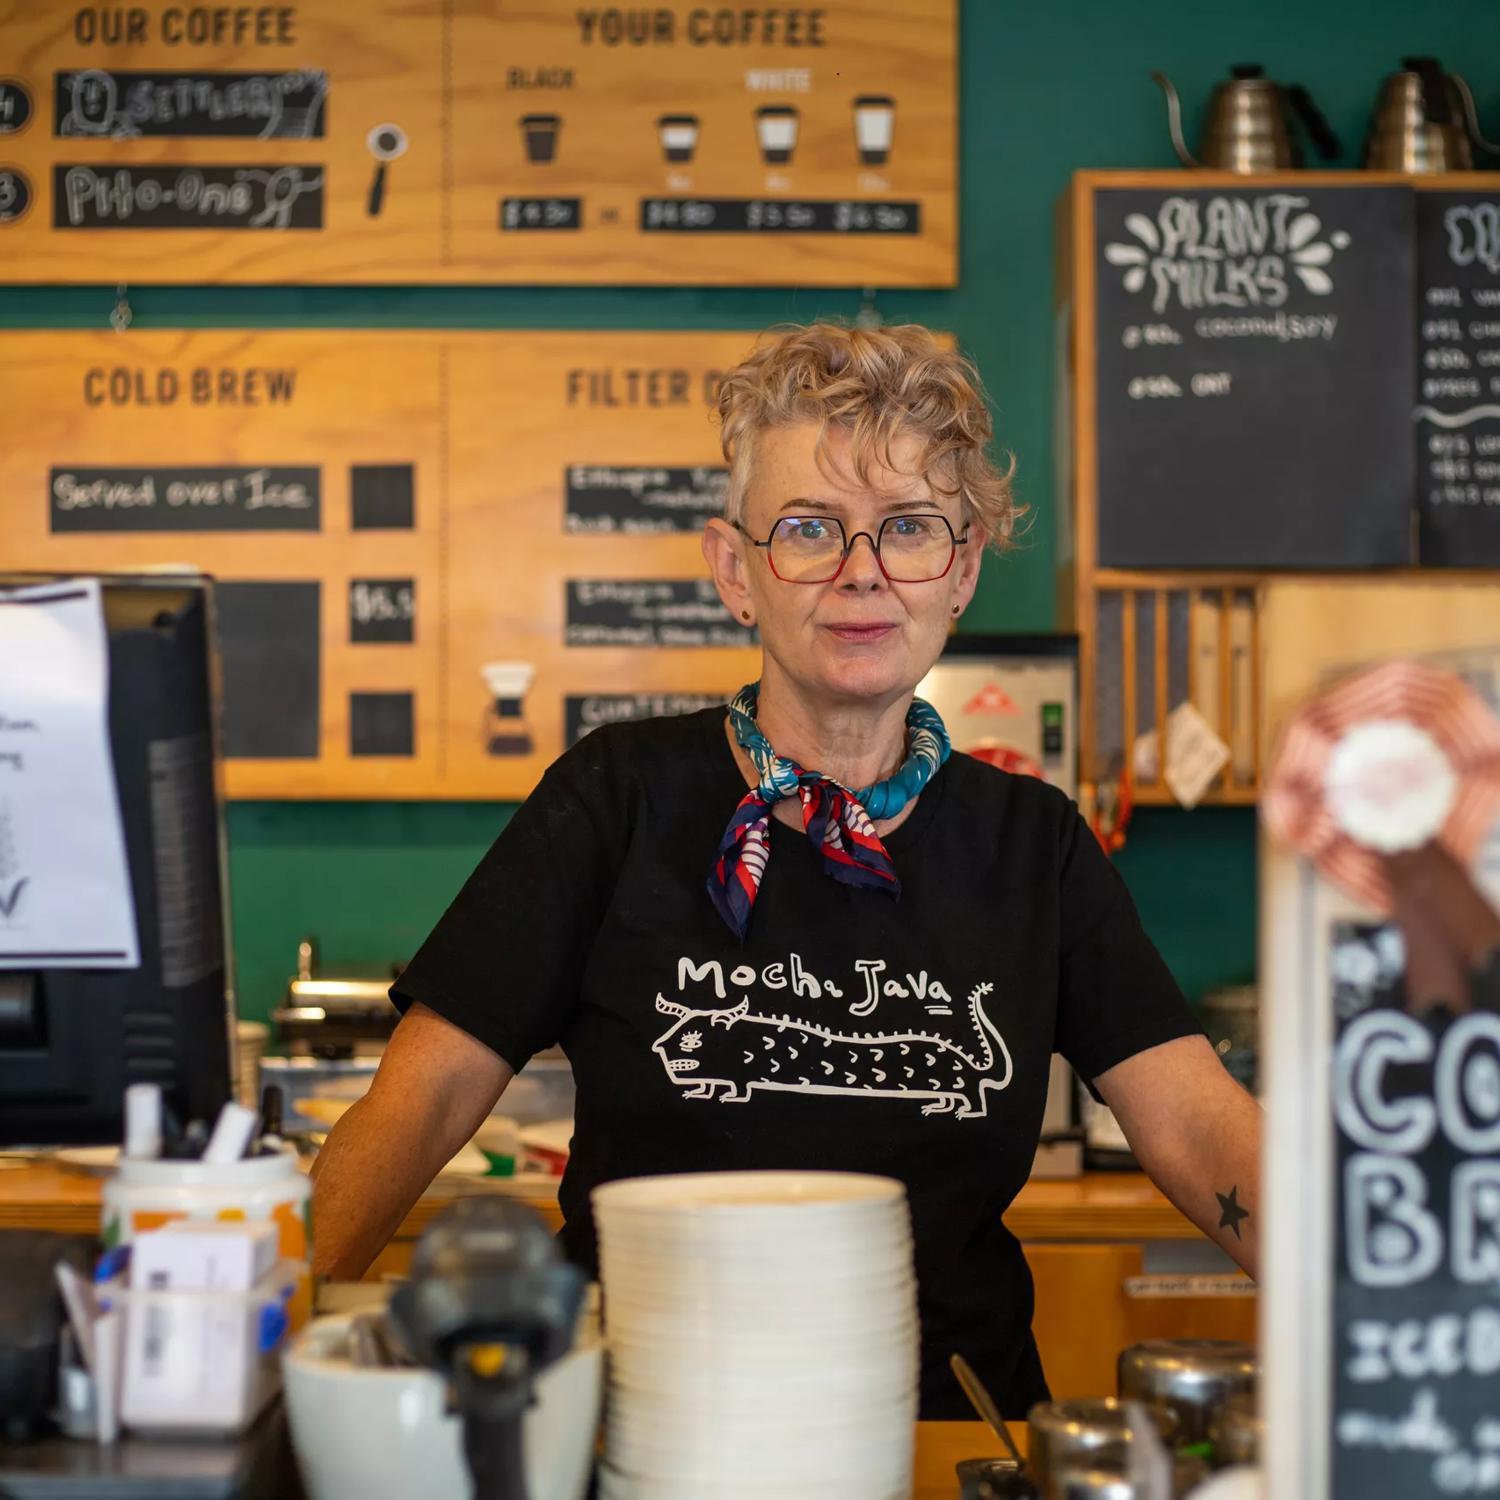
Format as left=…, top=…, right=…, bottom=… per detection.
left=652, top=981, right=1013, bottom=1119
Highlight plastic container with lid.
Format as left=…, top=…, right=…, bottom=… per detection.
left=102, top=1149, right=312, bottom=1329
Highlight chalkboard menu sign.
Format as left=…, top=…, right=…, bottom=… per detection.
left=1416, top=192, right=1500, bottom=567
left=54, top=70, right=328, bottom=139
left=565, top=579, right=751, bottom=649
left=53, top=163, right=325, bottom=230
left=1094, top=185, right=1417, bottom=569
left=50, top=465, right=319, bottom=531
left=1329, top=922, right=1500, bottom=1497
left=565, top=465, right=728, bottom=534
left=565, top=692, right=726, bottom=746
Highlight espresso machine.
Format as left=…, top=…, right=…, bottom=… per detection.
left=260, top=937, right=400, bottom=1135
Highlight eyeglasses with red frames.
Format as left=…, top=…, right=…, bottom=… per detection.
left=734, top=513, right=969, bottom=584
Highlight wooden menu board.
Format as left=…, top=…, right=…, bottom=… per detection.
left=0, top=0, right=955, bottom=286
left=0, top=330, right=763, bottom=798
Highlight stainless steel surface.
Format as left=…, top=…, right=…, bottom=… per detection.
left=1208, top=1391, right=1263, bottom=1466
left=1365, top=69, right=1470, bottom=171
left=258, top=1055, right=381, bottom=1133
left=273, top=936, right=403, bottom=1057
left=1363, top=58, right=1498, bottom=171
left=1057, top=1470, right=1134, bottom=1500
left=284, top=977, right=399, bottom=1008
left=950, top=1353, right=1026, bottom=1466
left=1116, top=1339, right=1257, bottom=1445
left=1200, top=77, right=1298, bottom=173
left=1028, top=1400, right=1175, bottom=1500
left=1454, top=73, right=1500, bottom=156
left=1154, top=71, right=1200, bottom=167
left=956, top=1456, right=1032, bottom=1500
left=1202, top=985, right=1259, bottom=1095
left=916, top=643, right=1078, bottom=801
left=1171, top=1455, right=1211, bottom=1496
left=1153, top=66, right=1332, bottom=173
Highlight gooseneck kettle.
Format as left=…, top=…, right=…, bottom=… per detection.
left=1153, top=65, right=1340, bottom=172
left=1363, top=56, right=1500, bottom=171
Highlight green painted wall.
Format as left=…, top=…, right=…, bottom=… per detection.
left=5, top=1, right=1497, bottom=1019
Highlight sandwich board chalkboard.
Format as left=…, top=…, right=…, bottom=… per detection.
left=1260, top=622, right=1500, bottom=1500
left=1328, top=921, right=1500, bottom=1499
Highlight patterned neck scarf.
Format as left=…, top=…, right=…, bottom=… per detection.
left=707, top=682, right=951, bottom=940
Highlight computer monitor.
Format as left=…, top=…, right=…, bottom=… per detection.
left=0, top=574, right=235, bottom=1146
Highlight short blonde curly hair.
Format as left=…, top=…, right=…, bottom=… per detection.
left=715, top=321, right=1021, bottom=550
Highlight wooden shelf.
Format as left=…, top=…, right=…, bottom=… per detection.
left=1058, top=170, right=1500, bottom=814
left=1132, top=784, right=1259, bottom=808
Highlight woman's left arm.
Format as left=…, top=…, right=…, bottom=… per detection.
left=1093, top=1034, right=1262, bottom=1279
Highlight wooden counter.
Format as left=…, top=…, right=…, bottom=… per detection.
left=1, top=1161, right=1251, bottom=1400
left=395, top=1169, right=1206, bottom=1246
left=0, top=1161, right=1199, bottom=1241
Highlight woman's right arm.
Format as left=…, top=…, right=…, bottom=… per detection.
left=309, top=1001, right=514, bottom=1281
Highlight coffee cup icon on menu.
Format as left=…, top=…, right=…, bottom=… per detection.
left=481, top=661, right=536, bottom=757
left=853, top=95, right=895, bottom=166
left=521, top=114, right=561, bottom=163
left=657, top=114, right=700, bottom=163
left=755, top=105, right=798, bottom=165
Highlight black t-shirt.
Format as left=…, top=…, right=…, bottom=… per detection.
left=392, top=708, right=1200, bottom=1417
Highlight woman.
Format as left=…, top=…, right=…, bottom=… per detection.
left=312, top=322, right=1261, bottom=1417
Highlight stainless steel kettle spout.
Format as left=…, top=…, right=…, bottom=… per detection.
left=1152, top=71, right=1202, bottom=168
left=1454, top=73, right=1500, bottom=157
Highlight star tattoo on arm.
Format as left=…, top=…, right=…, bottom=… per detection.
left=1216, top=1185, right=1250, bottom=1240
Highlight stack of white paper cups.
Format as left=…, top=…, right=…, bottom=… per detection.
left=594, top=1171, right=919, bottom=1499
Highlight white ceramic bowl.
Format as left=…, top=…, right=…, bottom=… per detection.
left=595, top=1170, right=918, bottom=1497
left=597, top=1237, right=914, bottom=1270
left=600, top=1279, right=916, bottom=1318
left=283, top=1314, right=602, bottom=1500
left=607, top=1402, right=916, bottom=1449
left=608, top=1369, right=917, bottom=1410
left=605, top=1316, right=918, bottom=1357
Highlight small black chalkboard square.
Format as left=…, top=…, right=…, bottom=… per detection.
left=349, top=691, right=414, bottom=756
left=216, top=581, right=320, bottom=759
left=349, top=464, right=415, bottom=530
left=348, top=578, right=415, bottom=643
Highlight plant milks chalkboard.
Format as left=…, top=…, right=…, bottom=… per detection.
left=1416, top=191, right=1500, bottom=566
left=1329, top=923, right=1500, bottom=1498
left=1094, top=186, right=1416, bottom=569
